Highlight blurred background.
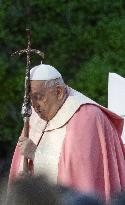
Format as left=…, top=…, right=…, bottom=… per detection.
left=0, top=0, right=125, bottom=178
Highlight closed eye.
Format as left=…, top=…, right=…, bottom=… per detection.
left=30, top=93, right=44, bottom=101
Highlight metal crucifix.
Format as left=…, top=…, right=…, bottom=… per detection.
left=12, top=28, right=44, bottom=174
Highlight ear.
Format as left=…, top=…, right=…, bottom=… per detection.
left=56, top=86, right=64, bottom=100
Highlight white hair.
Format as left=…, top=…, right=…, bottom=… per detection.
left=44, top=77, right=65, bottom=88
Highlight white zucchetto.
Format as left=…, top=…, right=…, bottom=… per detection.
left=30, top=63, right=62, bottom=80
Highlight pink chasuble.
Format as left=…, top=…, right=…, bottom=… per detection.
left=9, top=87, right=125, bottom=200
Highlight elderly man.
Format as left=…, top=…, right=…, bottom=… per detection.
left=9, top=63, right=125, bottom=200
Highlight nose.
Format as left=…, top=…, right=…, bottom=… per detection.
left=35, top=104, right=41, bottom=112
left=31, top=100, right=40, bottom=112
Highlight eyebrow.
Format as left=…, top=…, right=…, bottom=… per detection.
left=30, top=91, right=45, bottom=97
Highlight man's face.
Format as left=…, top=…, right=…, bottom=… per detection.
left=30, top=80, right=60, bottom=121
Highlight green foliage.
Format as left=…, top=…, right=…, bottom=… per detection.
left=0, top=0, right=125, bottom=147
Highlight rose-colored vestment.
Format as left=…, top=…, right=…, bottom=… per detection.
left=9, top=88, right=125, bottom=200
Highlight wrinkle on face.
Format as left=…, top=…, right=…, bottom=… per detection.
left=30, top=80, right=65, bottom=121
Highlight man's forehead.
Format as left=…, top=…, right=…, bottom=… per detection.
left=30, top=80, right=45, bottom=92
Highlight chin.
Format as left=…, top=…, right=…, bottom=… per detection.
left=38, top=113, right=48, bottom=121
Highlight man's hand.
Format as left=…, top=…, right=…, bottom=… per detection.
left=18, top=137, right=37, bottom=161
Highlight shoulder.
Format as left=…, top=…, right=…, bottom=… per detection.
left=69, top=104, right=105, bottom=127
left=76, top=104, right=104, bottom=118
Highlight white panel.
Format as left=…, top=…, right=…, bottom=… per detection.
left=108, top=73, right=125, bottom=143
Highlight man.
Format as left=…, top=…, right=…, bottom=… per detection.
left=9, top=63, right=125, bottom=200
